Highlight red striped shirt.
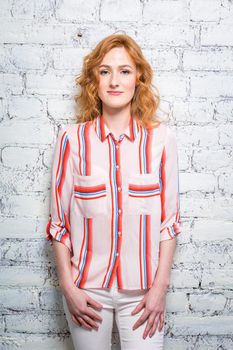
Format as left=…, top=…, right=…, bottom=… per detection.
left=46, top=115, right=182, bottom=290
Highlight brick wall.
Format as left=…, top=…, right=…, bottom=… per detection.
left=0, top=0, right=233, bottom=349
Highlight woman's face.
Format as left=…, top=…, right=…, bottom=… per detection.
left=97, top=46, right=137, bottom=112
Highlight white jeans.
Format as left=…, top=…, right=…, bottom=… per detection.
left=62, top=274, right=165, bottom=350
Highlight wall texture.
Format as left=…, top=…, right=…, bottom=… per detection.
left=0, top=0, right=233, bottom=349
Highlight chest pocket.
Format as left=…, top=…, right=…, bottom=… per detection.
left=127, top=173, right=161, bottom=215
left=73, top=173, right=108, bottom=218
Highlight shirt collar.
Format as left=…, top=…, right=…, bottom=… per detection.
left=93, top=114, right=140, bottom=142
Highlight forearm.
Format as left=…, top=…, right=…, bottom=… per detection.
left=152, top=237, right=177, bottom=291
left=52, top=239, right=75, bottom=295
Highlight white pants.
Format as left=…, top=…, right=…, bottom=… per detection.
left=62, top=274, right=165, bottom=350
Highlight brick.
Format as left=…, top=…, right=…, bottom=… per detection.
left=0, top=21, right=67, bottom=45
left=0, top=335, right=74, bottom=350
left=101, top=0, right=141, bottom=22
left=0, top=217, right=37, bottom=239
left=215, top=99, right=233, bottom=122
left=173, top=100, right=215, bottom=123
left=0, top=121, right=53, bottom=145
left=183, top=48, right=233, bottom=71
left=39, top=288, right=64, bottom=311
left=2, top=147, right=40, bottom=168
left=2, top=193, right=46, bottom=216
left=193, top=148, right=232, bottom=171
left=56, top=0, right=98, bottom=21
left=0, top=73, right=23, bottom=96
left=47, top=98, right=76, bottom=121
left=11, top=0, right=34, bottom=19
left=154, top=74, right=188, bottom=98
left=5, top=313, right=68, bottom=333
left=26, top=73, right=75, bottom=95
left=152, top=48, right=179, bottom=71
left=201, top=23, right=233, bottom=46
left=8, top=96, right=44, bottom=119
left=137, top=24, right=195, bottom=47
left=190, top=0, right=221, bottom=21
left=0, top=266, right=47, bottom=287
left=219, top=125, right=233, bottom=146
left=10, top=46, right=49, bottom=70
left=192, top=220, right=233, bottom=241
left=202, top=269, right=233, bottom=289
left=180, top=172, right=215, bottom=192
left=0, top=0, right=13, bottom=19
left=219, top=173, right=233, bottom=194
left=172, top=315, right=233, bottom=335
left=165, top=291, right=188, bottom=312
left=170, top=269, right=199, bottom=289
left=53, top=47, right=89, bottom=70
left=0, top=288, right=39, bottom=311
left=144, top=0, right=189, bottom=23
left=0, top=161, right=50, bottom=194
left=177, top=125, right=218, bottom=147
left=189, top=293, right=226, bottom=312
left=34, top=0, right=56, bottom=21
left=1, top=239, right=49, bottom=264
left=181, top=196, right=233, bottom=221
left=191, top=75, right=233, bottom=98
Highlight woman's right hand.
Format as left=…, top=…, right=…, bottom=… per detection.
left=63, top=285, right=103, bottom=330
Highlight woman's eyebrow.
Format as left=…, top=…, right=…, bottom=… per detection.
left=98, top=64, right=133, bottom=69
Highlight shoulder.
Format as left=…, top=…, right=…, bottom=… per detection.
left=150, top=122, right=178, bottom=148
left=58, top=121, right=87, bottom=140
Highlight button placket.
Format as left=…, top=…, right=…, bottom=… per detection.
left=109, top=137, right=123, bottom=286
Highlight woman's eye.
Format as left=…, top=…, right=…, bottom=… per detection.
left=121, top=70, right=130, bottom=75
left=99, top=70, right=109, bottom=75
left=99, top=70, right=131, bottom=75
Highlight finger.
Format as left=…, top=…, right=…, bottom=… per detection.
left=77, top=316, right=93, bottom=330
left=87, top=295, right=103, bottom=310
left=149, top=318, right=158, bottom=338
left=85, top=307, right=103, bottom=323
left=131, top=300, right=145, bottom=315
left=71, top=314, right=81, bottom=327
left=143, top=314, right=157, bottom=339
left=82, top=314, right=99, bottom=329
left=132, top=310, right=149, bottom=330
left=158, top=312, right=165, bottom=332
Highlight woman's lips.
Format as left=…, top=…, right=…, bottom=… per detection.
left=107, top=91, right=123, bottom=96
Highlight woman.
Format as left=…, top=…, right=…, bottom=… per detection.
left=46, top=34, right=182, bottom=350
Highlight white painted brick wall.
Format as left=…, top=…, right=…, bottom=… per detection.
left=0, top=0, right=232, bottom=349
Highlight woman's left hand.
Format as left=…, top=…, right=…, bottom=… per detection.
left=131, top=284, right=167, bottom=339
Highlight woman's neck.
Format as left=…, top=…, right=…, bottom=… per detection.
left=102, top=106, right=131, bottom=137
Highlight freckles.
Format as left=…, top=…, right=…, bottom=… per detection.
left=125, top=77, right=137, bottom=89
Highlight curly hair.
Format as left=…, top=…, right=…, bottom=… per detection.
left=74, top=33, right=167, bottom=129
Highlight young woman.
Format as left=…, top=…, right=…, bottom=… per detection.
left=46, top=34, right=182, bottom=350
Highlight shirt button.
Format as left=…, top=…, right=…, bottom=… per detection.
left=118, top=209, right=122, bottom=214
left=118, top=186, right=121, bottom=192
left=116, top=253, right=119, bottom=256
left=118, top=231, right=121, bottom=236
left=116, top=165, right=120, bottom=170
left=116, top=145, right=119, bottom=149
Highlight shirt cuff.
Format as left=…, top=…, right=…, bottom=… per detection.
left=160, top=221, right=182, bottom=241
left=46, top=217, right=72, bottom=252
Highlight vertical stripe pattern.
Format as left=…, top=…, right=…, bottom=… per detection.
left=74, top=122, right=93, bottom=287
left=46, top=115, right=182, bottom=290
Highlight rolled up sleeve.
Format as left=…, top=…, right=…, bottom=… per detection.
left=160, top=126, right=182, bottom=241
left=46, top=126, right=73, bottom=252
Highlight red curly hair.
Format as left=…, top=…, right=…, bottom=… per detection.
left=74, top=33, right=167, bottom=129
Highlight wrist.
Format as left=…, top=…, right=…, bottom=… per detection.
left=151, top=280, right=169, bottom=292
left=60, top=280, right=76, bottom=296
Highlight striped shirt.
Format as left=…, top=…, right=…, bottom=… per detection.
left=46, top=114, right=182, bottom=290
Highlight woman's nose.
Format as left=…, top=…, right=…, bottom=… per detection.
left=109, top=72, right=119, bottom=87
